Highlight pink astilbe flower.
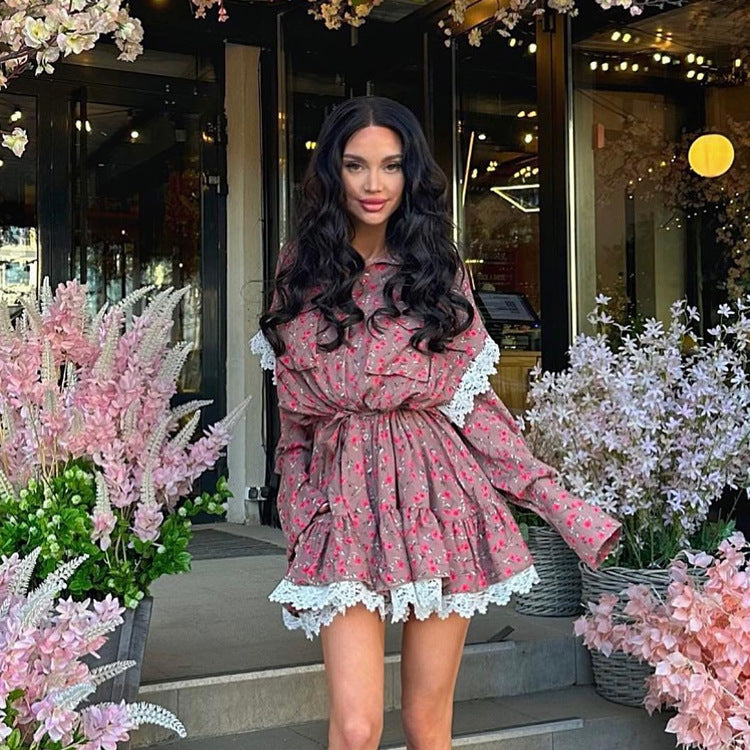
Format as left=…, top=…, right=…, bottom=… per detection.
left=79, top=702, right=135, bottom=750
left=132, top=502, right=163, bottom=543
left=0, top=280, right=248, bottom=563
left=575, top=533, right=750, bottom=749
left=0, top=551, right=185, bottom=749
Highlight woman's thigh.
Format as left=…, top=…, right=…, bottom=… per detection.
left=320, top=604, right=387, bottom=721
left=400, top=612, right=470, bottom=716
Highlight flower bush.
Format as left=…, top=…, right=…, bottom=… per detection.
left=574, top=532, right=750, bottom=750
left=0, top=280, right=249, bottom=606
left=0, top=548, right=185, bottom=749
left=521, top=295, right=750, bottom=568
left=0, top=0, right=144, bottom=157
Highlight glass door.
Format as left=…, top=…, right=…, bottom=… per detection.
left=71, top=93, right=216, bottom=394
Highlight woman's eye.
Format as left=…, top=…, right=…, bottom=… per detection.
left=385, top=163, right=403, bottom=172
left=344, top=162, right=362, bottom=172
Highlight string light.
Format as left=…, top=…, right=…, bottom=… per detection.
left=590, top=60, right=598, bottom=70
left=619, top=61, right=628, bottom=70
left=517, top=110, right=527, bottom=118
left=696, top=72, right=705, bottom=81
left=686, top=53, right=695, bottom=63
left=477, top=133, right=487, bottom=140
left=622, top=32, right=632, bottom=43
left=528, top=43, right=537, bottom=54
left=508, top=38, right=517, bottom=47
left=653, top=52, right=662, bottom=61
left=9, top=110, right=22, bottom=123
left=696, top=55, right=704, bottom=65
left=601, top=62, right=610, bottom=71
left=611, top=31, right=622, bottom=41
left=687, top=70, right=696, bottom=79
left=523, top=133, right=533, bottom=144
left=735, top=58, right=743, bottom=68
left=631, top=63, right=639, bottom=72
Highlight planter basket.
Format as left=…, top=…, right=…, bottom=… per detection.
left=514, top=526, right=582, bottom=616
left=580, top=563, right=670, bottom=707
left=85, top=596, right=154, bottom=704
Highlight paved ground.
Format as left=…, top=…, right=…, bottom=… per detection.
left=142, top=523, right=579, bottom=682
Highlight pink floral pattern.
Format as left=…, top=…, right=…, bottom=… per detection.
left=252, top=256, right=621, bottom=635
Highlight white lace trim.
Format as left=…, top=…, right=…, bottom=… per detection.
left=269, top=566, right=540, bottom=640
left=249, top=330, right=277, bottom=384
left=438, top=336, right=501, bottom=428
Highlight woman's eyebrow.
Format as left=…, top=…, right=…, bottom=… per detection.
left=342, top=153, right=404, bottom=162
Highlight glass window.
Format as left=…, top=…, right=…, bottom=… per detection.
left=0, top=94, right=37, bottom=312
left=71, top=101, right=204, bottom=391
left=457, top=30, right=541, bottom=412
left=284, top=11, right=349, bottom=235
left=573, top=1, right=750, bottom=332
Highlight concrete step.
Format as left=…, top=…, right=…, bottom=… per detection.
left=133, top=636, right=592, bottom=747
left=136, top=686, right=673, bottom=750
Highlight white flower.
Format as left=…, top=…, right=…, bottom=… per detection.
left=22, top=16, right=51, bottom=48
left=2, top=127, right=28, bottom=157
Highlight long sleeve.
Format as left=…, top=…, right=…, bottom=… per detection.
left=454, top=386, right=621, bottom=569
left=274, top=406, right=329, bottom=561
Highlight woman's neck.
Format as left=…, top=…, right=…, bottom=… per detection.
left=352, top=223, right=388, bottom=265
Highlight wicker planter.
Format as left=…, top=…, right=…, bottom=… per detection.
left=580, top=563, right=671, bottom=707
left=514, top=526, right=582, bottom=616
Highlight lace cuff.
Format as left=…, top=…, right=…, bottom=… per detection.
left=249, top=330, right=277, bottom=384
left=438, top=336, right=501, bottom=428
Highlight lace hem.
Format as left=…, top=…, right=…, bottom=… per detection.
left=249, top=330, right=277, bottom=384
left=438, top=336, right=501, bottom=428
left=269, top=566, right=540, bottom=640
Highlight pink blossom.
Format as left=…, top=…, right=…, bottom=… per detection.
left=575, top=534, right=750, bottom=749
left=80, top=702, right=134, bottom=750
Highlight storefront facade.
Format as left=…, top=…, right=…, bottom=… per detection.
left=3, top=0, right=748, bottom=525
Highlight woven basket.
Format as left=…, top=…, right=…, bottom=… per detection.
left=514, top=526, right=582, bottom=616
left=579, top=563, right=671, bottom=707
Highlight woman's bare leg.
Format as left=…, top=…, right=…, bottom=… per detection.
left=320, top=604, right=387, bottom=750
left=400, top=612, right=471, bottom=750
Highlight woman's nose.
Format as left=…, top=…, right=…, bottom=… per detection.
left=364, top=169, right=382, bottom=192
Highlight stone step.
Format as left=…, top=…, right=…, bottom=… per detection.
left=136, top=686, right=673, bottom=750
left=133, top=636, right=592, bottom=746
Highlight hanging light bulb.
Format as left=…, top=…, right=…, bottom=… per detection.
left=622, top=32, right=632, bottom=43
left=696, top=72, right=705, bottom=81
left=653, top=52, right=662, bottom=61
left=523, top=133, right=533, bottom=144
left=686, top=53, right=695, bottom=63
left=611, top=31, right=622, bottom=41
left=735, top=58, right=743, bottom=68
left=661, top=55, right=671, bottom=64
left=509, top=38, right=517, bottom=47
left=590, top=60, right=598, bottom=70
left=601, top=62, right=610, bottom=71
left=517, top=110, right=526, bottom=118
left=619, top=60, right=628, bottom=70
left=528, top=43, right=537, bottom=54
left=696, top=55, right=704, bottom=65
left=687, top=70, right=696, bottom=79
left=631, top=63, right=639, bottom=72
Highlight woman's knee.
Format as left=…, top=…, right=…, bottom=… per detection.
left=401, top=700, right=452, bottom=748
left=330, top=713, right=383, bottom=750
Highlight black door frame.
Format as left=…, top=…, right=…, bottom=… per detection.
left=8, top=56, right=227, bottom=465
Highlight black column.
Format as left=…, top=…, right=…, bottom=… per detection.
left=536, top=11, right=571, bottom=373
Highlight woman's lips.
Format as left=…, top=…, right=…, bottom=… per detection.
left=359, top=199, right=387, bottom=212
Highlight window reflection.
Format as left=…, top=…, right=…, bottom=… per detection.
left=457, top=30, right=541, bottom=412
left=573, top=0, right=750, bottom=332
left=72, top=102, right=204, bottom=391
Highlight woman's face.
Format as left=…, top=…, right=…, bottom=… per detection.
left=341, top=125, right=405, bottom=231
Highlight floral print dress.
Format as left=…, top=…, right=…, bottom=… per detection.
left=250, top=256, right=620, bottom=639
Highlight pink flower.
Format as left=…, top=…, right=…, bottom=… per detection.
left=80, top=702, right=134, bottom=750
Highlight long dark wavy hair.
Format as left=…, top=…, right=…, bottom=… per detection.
left=260, top=96, right=474, bottom=355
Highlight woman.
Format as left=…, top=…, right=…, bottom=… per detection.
left=250, top=96, right=620, bottom=750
